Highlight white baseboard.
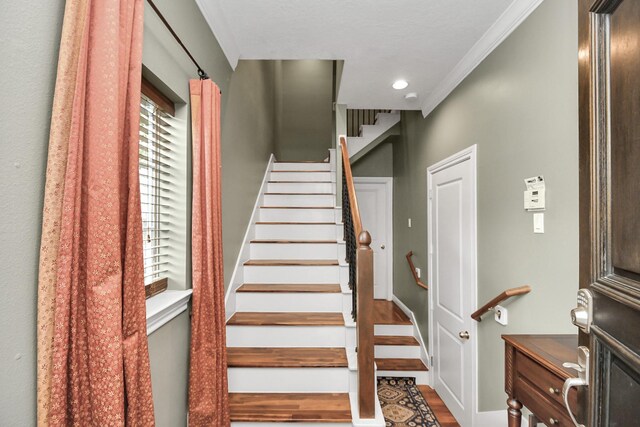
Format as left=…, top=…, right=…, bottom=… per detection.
left=225, top=154, right=275, bottom=320
left=474, top=410, right=527, bottom=427
left=391, top=296, right=431, bottom=379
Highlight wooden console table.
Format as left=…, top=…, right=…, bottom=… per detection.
left=502, top=335, right=578, bottom=427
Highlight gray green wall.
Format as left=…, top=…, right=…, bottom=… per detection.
left=352, top=141, right=394, bottom=177
left=274, top=60, right=334, bottom=161
left=392, top=0, right=579, bottom=411
left=0, top=0, right=276, bottom=424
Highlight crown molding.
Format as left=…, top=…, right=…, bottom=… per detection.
left=195, top=0, right=240, bottom=69
left=421, top=0, right=544, bottom=117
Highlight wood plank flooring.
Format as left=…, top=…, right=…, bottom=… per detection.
left=227, top=312, right=345, bottom=326
left=373, top=300, right=412, bottom=325
left=244, top=259, right=338, bottom=266
left=374, top=335, right=420, bottom=346
left=227, top=347, right=348, bottom=368
left=236, top=284, right=341, bottom=293
left=375, top=358, right=428, bottom=371
left=418, top=386, right=460, bottom=427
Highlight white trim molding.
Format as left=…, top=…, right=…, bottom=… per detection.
left=146, top=289, right=193, bottom=335
left=421, top=0, right=544, bottom=117
left=391, top=295, right=431, bottom=378
left=225, top=154, right=275, bottom=319
left=194, top=0, right=240, bottom=69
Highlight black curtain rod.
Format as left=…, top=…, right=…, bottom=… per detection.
left=146, top=0, right=209, bottom=80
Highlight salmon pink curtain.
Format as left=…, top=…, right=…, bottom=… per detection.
left=37, top=0, right=154, bottom=425
left=188, top=79, right=230, bottom=426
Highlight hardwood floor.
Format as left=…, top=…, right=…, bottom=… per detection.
left=375, top=358, right=428, bottom=371
left=236, top=283, right=341, bottom=293
left=244, top=259, right=339, bottom=266
left=227, top=312, right=345, bottom=326
left=373, top=300, right=412, bottom=325
left=227, top=347, right=348, bottom=368
left=418, top=385, right=460, bottom=427
left=373, top=335, right=420, bottom=346
left=229, top=393, right=352, bottom=422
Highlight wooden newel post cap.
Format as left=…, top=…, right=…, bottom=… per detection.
left=358, top=230, right=372, bottom=248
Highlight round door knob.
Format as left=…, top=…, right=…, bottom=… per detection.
left=459, top=331, right=470, bottom=340
left=549, top=418, right=559, bottom=425
left=380, top=244, right=386, bottom=250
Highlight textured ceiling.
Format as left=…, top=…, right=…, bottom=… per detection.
left=197, top=0, right=524, bottom=111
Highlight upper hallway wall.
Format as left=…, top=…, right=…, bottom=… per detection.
left=392, top=0, right=579, bottom=412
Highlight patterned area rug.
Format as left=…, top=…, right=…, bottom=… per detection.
left=377, top=377, right=441, bottom=427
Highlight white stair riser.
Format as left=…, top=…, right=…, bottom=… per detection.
left=259, top=208, right=335, bottom=223
left=229, top=367, right=349, bottom=392
left=270, top=171, right=332, bottom=182
left=376, top=370, right=428, bottom=385
left=374, top=325, right=415, bottom=336
left=264, top=194, right=334, bottom=207
left=250, top=243, right=338, bottom=260
left=227, top=325, right=346, bottom=347
left=236, top=292, right=342, bottom=312
left=375, top=345, right=421, bottom=359
left=272, top=162, right=331, bottom=171
left=255, top=224, right=336, bottom=240
left=267, top=182, right=334, bottom=193
left=244, top=265, right=339, bottom=284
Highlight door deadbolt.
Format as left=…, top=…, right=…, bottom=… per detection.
left=459, top=331, right=470, bottom=340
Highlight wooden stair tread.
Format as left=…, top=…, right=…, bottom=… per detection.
left=264, top=192, right=334, bottom=195
left=237, top=284, right=341, bottom=293
left=229, top=393, right=351, bottom=422
left=271, top=170, right=329, bottom=173
left=374, top=335, right=420, bottom=346
left=260, top=206, right=334, bottom=209
left=256, top=221, right=335, bottom=225
left=376, top=358, right=428, bottom=371
left=244, top=259, right=339, bottom=266
left=227, top=348, right=348, bottom=368
left=373, top=300, right=413, bottom=325
left=228, top=312, right=345, bottom=326
left=250, top=239, right=337, bottom=244
left=274, top=160, right=329, bottom=164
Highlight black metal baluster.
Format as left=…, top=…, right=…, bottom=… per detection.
left=342, top=168, right=357, bottom=321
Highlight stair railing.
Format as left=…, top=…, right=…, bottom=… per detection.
left=347, top=109, right=392, bottom=136
left=339, top=136, right=375, bottom=419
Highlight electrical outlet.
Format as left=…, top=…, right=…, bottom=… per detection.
left=415, top=267, right=421, bottom=278
left=408, top=218, right=412, bottom=228
left=494, top=305, right=508, bottom=326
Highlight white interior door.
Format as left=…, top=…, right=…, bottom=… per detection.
left=428, top=148, right=476, bottom=427
left=354, top=177, right=393, bottom=300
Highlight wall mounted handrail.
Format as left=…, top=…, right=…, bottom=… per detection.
left=406, top=251, right=428, bottom=290
left=339, top=136, right=375, bottom=419
left=471, top=285, right=532, bottom=322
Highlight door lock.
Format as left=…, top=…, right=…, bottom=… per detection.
left=380, top=244, right=386, bottom=250
left=562, top=346, right=589, bottom=427
left=459, top=331, right=470, bottom=340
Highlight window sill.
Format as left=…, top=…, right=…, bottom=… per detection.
left=146, top=289, right=193, bottom=335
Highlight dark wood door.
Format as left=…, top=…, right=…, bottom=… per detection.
left=579, top=0, right=640, bottom=425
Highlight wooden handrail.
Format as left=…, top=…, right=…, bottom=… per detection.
left=471, top=285, right=532, bottom=322
left=340, top=137, right=362, bottom=243
left=406, top=251, right=428, bottom=290
left=339, top=135, right=375, bottom=419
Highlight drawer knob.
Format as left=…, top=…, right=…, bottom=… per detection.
left=549, top=418, right=559, bottom=425
left=549, top=387, right=560, bottom=395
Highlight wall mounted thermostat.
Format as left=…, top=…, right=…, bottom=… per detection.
left=524, top=176, right=546, bottom=211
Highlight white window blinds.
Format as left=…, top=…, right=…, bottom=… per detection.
left=139, top=94, right=174, bottom=285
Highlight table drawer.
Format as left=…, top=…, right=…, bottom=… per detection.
left=516, top=352, right=577, bottom=410
left=515, top=376, right=572, bottom=427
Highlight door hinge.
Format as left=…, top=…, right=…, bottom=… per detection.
left=430, top=356, right=434, bottom=366
left=428, top=190, right=433, bottom=200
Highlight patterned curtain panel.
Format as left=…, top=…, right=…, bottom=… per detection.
left=37, top=0, right=154, bottom=425
left=188, top=79, right=230, bottom=426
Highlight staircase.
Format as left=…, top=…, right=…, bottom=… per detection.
left=227, top=158, right=357, bottom=426
left=225, top=152, right=426, bottom=425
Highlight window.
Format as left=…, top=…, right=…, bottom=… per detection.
left=139, top=80, right=176, bottom=297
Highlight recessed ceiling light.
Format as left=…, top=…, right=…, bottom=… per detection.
left=392, top=80, right=409, bottom=90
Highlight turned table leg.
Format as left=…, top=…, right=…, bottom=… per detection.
left=507, top=397, right=522, bottom=427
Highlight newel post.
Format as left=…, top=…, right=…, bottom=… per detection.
left=357, top=230, right=375, bottom=419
